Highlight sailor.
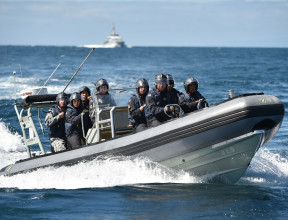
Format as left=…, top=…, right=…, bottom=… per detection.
left=45, top=92, right=69, bottom=153
left=95, top=78, right=116, bottom=106
left=179, top=77, right=208, bottom=113
left=128, top=78, right=149, bottom=133
left=145, top=74, right=178, bottom=127
left=79, top=86, right=92, bottom=110
left=89, top=78, right=116, bottom=123
left=65, top=92, right=91, bottom=149
left=166, top=74, right=184, bottom=103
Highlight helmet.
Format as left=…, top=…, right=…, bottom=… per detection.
left=166, top=74, right=174, bottom=86
left=95, top=78, right=109, bottom=91
left=184, top=77, right=199, bottom=93
left=136, top=78, right=149, bottom=94
left=154, top=74, right=168, bottom=88
left=69, top=92, right=82, bottom=105
left=56, top=92, right=69, bottom=105
left=79, top=86, right=91, bottom=96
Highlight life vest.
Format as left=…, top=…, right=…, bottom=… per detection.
left=48, top=105, right=66, bottom=139
left=65, top=104, right=83, bottom=136
left=146, top=88, right=174, bottom=122
left=188, top=91, right=208, bottom=109
left=128, top=94, right=147, bottom=127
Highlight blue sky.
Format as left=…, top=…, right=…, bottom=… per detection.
left=0, top=0, right=287, bottom=47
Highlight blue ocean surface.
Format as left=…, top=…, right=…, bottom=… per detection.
left=0, top=46, right=287, bottom=219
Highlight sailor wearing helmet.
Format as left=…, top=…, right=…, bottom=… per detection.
left=166, top=74, right=184, bottom=103
left=45, top=92, right=69, bottom=152
left=79, top=86, right=92, bottom=110
left=89, top=78, right=116, bottom=124
left=128, top=78, right=149, bottom=133
left=65, top=92, right=91, bottom=149
left=179, top=76, right=208, bottom=113
left=145, top=74, right=178, bottom=127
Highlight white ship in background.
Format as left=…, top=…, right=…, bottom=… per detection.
left=81, top=25, right=127, bottom=48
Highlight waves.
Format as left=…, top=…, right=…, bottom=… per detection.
left=241, top=148, right=288, bottom=186
left=0, top=121, right=25, bottom=153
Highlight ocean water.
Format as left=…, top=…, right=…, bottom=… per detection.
left=0, top=46, right=287, bottom=219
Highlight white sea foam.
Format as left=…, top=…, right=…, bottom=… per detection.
left=0, top=121, right=26, bottom=171
left=241, top=147, right=288, bottom=186
left=0, top=121, right=25, bottom=153
left=0, top=116, right=198, bottom=190
left=0, top=156, right=200, bottom=189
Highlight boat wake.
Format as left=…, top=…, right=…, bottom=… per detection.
left=0, top=156, right=201, bottom=190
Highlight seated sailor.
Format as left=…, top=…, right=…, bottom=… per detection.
left=79, top=86, right=92, bottom=110
left=128, top=78, right=149, bottom=133
left=179, top=76, right=208, bottom=113
left=166, top=74, right=184, bottom=104
left=146, top=74, right=179, bottom=127
left=65, top=92, right=91, bottom=149
left=45, top=92, right=69, bottom=153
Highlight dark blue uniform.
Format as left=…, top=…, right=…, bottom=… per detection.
left=65, top=103, right=91, bottom=149
left=128, top=94, right=148, bottom=132
left=46, top=105, right=66, bottom=138
left=145, top=88, right=177, bottom=127
left=169, top=88, right=183, bottom=104
left=179, top=91, right=207, bottom=113
left=45, top=104, right=67, bottom=152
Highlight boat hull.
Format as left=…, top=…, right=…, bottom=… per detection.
left=0, top=94, right=284, bottom=183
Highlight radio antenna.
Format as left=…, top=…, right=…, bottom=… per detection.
left=37, top=62, right=61, bottom=95
left=62, top=48, right=95, bottom=93
left=13, top=71, right=17, bottom=102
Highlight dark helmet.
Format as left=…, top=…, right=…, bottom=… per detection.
left=154, top=74, right=168, bottom=88
left=56, top=92, right=69, bottom=105
left=166, top=74, right=174, bottom=86
left=79, top=86, right=91, bottom=96
left=95, top=78, right=109, bottom=91
left=136, top=78, right=149, bottom=94
left=184, top=77, right=199, bottom=93
left=69, top=92, right=82, bottom=105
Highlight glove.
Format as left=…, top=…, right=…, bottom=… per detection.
left=82, top=109, right=89, bottom=114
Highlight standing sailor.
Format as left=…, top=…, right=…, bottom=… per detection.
left=90, top=78, right=116, bottom=124
left=79, top=86, right=92, bottom=110
left=45, top=92, right=69, bottom=153
left=65, top=92, right=90, bottom=149
left=94, top=78, right=116, bottom=107
left=128, top=78, right=149, bottom=133
left=146, top=74, right=178, bottom=127
left=179, top=77, right=208, bottom=113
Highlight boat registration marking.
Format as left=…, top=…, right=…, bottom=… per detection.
left=221, top=147, right=236, bottom=156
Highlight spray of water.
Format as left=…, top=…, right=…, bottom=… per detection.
left=0, top=121, right=26, bottom=169
left=0, top=156, right=200, bottom=189
left=241, top=147, right=288, bottom=186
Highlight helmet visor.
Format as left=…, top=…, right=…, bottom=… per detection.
left=155, top=78, right=168, bottom=85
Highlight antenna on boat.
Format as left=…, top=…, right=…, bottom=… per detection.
left=62, top=48, right=95, bottom=93
left=13, top=71, right=17, bottom=102
left=37, top=62, right=61, bottom=95
left=19, top=64, right=23, bottom=78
